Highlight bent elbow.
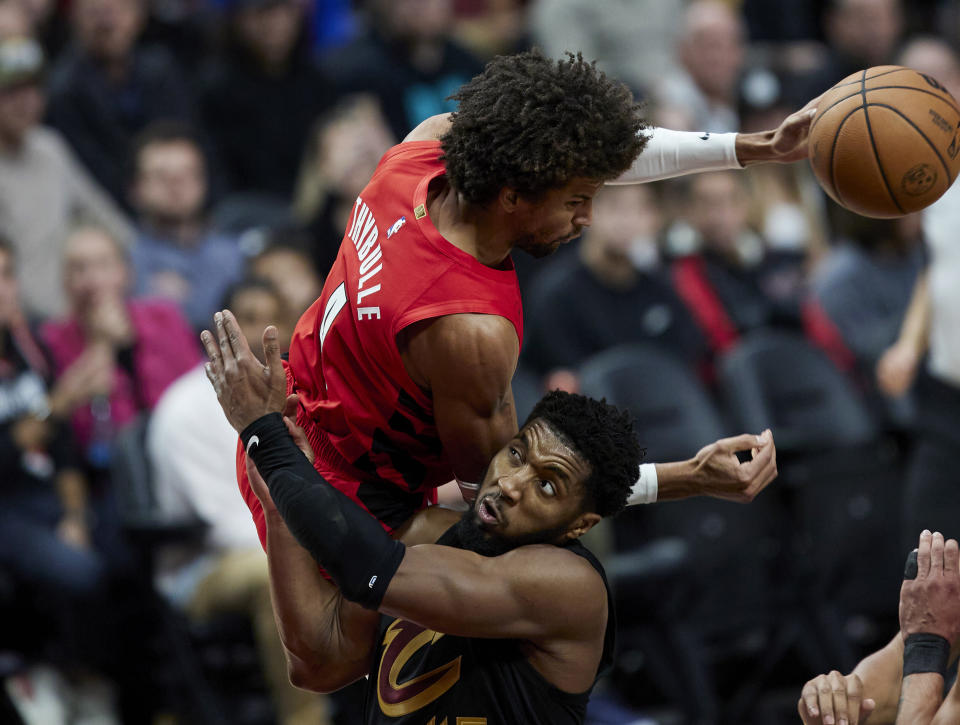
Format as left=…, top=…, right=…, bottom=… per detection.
left=287, top=660, right=353, bottom=694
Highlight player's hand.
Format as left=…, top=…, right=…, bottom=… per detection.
left=688, top=429, right=778, bottom=502
left=900, top=531, right=960, bottom=643
left=737, top=94, right=821, bottom=166
left=798, top=671, right=876, bottom=725
left=201, top=310, right=286, bottom=432
left=876, top=340, right=920, bottom=397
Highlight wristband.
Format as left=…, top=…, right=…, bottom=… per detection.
left=241, top=413, right=405, bottom=610
left=903, top=633, right=951, bottom=677
left=627, top=463, right=658, bottom=505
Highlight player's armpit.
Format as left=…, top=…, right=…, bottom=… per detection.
left=400, top=313, right=520, bottom=484
left=403, top=113, right=454, bottom=142
left=380, top=542, right=606, bottom=643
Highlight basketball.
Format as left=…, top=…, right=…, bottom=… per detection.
left=808, top=66, right=960, bottom=218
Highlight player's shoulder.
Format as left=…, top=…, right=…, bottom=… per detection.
left=403, top=114, right=454, bottom=143
left=502, top=542, right=607, bottom=591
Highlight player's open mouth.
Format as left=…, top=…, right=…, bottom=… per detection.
left=478, top=496, right=500, bottom=526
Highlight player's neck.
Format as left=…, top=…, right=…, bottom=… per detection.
left=426, top=180, right=514, bottom=268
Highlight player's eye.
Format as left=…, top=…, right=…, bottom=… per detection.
left=509, top=446, right=521, bottom=461
left=539, top=480, right=556, bottom=496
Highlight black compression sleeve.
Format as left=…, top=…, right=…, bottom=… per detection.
left=240, top=413, right=405, bottom=609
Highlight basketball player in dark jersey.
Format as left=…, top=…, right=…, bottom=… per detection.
left=204, top=310, right=656, bottom=723
left=227, top=50, right=815, bottom=552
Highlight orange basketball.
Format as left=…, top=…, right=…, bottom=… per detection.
left=808, top=65, right=960, bottom=218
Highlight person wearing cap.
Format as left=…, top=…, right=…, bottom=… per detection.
left=0, top=35, right=132, bottom=320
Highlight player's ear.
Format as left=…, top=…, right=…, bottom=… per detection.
left=564, top=512, right=601, bottom=541
left=498, top=187, right=521, bottom=213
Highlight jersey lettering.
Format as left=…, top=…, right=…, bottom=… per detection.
left=347, top=196, right=384, bottom=319
left=319, top=282, right=347, bottom=348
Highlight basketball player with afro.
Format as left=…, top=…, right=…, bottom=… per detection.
left=204, top=49, right=811, bottom=574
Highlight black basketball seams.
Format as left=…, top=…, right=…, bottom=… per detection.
left=863, top=102, right=954, bottom=186
left=827, top=104, right=866, bottom=207
left=860, top=71, right=905, bottom=215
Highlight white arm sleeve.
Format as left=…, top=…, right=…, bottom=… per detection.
left=627, top=463, right=659, bottom=505
left=609, top=128, right=742, bottom=185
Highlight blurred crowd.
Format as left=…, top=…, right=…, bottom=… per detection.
left=0, top=0, right=958, bottom=723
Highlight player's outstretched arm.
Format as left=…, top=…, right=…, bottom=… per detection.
left=610, top=96, right=820, bottom=185
left=629, top=430, right=778, bottom=505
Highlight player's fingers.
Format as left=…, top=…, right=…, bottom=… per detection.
left=200, top=329, right=222, bottom=376
left=262, top=325, right=282, bottom=380
left=221, top=309, right=252, bottom=362
left=736, top=433, right=774, bottom=480
left=214, top=311, right=236, bottom=372
left=817, top=673, right=837, bottom=725
left=845, top=675, right=863, bottom=725
left=800, top=678, right=823, bottom=720
left=945, top=539, right=960, bottom=578
left=931, top=531, right=946, bottom=576
left=715, top=432, right=764, bottom=453
left=282, top=394, right=299, bottom=420
left=861, top=698, right=875, bottom=723
left=203, top=362, right=220, bottom=395
left=828, top=670, right=847, bottom=725
left=918, top=530, right=933, bottom=578
left=282, top=415, right=315, bottom=463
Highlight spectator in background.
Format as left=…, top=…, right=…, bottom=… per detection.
left=40, top=225, right=199, bottom=472
left=529, top=0, right=684, bottom=97
left=148, top=278, right=330, bottom=725
left=331, top=0, right=483, bottom=140
left=128, top=121, right=244, bottom=330
left=0, top=235, right=124, bottom=724
left=292, top=94, right=395, bottom=276
left=46, top=0, right=195, bottom=203
left=654, top=0, right=745, bottom=132
left=670, top=170, right=808, bottom=360
left=451, top=0, right=528, bottom=59
left=523, top=184, right=705, bottom=389
left=248, top=239, right=323, bottom=317
left=199, top=0, right=336, bottom=199
left=789, top=0, right=903, bottom=106
left=0, top=0, right=31, bottom=37
left=0, top=35, right=133, bottom=320
left=811, top=210, right=924, bottom=382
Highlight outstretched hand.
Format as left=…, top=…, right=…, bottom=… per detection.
left=900, top=530, right=960, bottom=644
left=689, top=429, right=778, bottom=503
left=737, top=93, right=822, bottom=166
left=201, top=309, right=287, bottom=433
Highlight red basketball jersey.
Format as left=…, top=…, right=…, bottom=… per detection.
left=281, top=140, right=523, bottom=528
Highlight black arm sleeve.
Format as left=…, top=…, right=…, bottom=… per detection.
left=240, top=413, right=405, bottom=610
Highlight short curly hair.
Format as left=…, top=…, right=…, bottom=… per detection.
left=441, top=50, right=649, bottom=204
left=525, top=390, right=644, bottom=518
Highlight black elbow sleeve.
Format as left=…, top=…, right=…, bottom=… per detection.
left=241, top=414, right=405, bottom=609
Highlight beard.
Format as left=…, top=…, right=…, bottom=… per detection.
left=513, top=233, right=562, bottom=259
left=452, top=507, right=570, bottom=557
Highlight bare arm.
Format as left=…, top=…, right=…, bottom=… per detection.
left=877, top=271, right=930, bottom=397
left=382, top=542, right=606, bottom=643
left=400, top=313, right=520, bottom=486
